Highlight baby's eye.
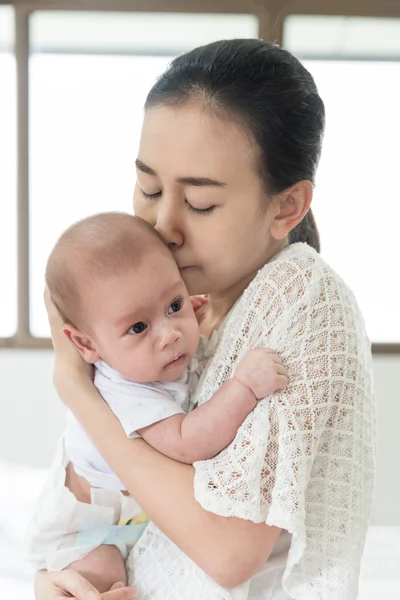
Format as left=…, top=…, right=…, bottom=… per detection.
left=128, top=322, right=148, bottom=335
left=168, top=298, right=182, bottom=314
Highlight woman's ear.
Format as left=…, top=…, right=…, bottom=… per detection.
left=63, top=324, right=99, bottom=364
left=269, top=180, right=313, bottom=240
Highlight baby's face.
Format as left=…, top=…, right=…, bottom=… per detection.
left=84, top=251, right=200, bottom=382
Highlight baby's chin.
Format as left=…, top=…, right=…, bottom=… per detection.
left=121, top=358, right=189, bottom=383
left=157, top=352, right=194, bottom=382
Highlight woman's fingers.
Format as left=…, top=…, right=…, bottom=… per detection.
left=56, top=570, right=101, bottom=600
left=44, top=286, right=74, bottom=358
left=101, top=584, right=136, bottom=599
left=34, top=569, right=101, bottom=600
left=33, top=570, right=136, bottom=600
left=44, top=286, right=92, bottom=395
left=44, top=286, right=65, bottom=349
left=190, top=295, right=208, bottom=311
left=109, top=583, right=125, bottom=590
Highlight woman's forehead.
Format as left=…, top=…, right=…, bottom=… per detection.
left=138, top=103, right=257, bottom=181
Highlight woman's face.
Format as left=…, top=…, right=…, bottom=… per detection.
left=134, top=102, right=282, bottom=296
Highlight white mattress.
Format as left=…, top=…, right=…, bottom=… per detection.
left=0, top=459, right=399, bottom=600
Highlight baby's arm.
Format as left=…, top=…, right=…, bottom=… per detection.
left=138, top=348, right=287, bottom=463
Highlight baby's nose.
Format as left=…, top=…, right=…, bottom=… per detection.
left=159, top=327, right=181, bottom=348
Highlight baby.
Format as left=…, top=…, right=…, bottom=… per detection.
left=28, top=212, right=286, bottom=591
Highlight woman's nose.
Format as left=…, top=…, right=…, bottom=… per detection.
left=154, top=202, right=184, bottom=248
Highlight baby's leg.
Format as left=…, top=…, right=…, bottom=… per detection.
left=67, top=544, right=127, bottom=593
left=65, top=463, right=127, bottom=592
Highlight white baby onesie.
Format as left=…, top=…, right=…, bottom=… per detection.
left=26, top=359, right=198, bottom=571
left=65, top=359, right=196, bottom=491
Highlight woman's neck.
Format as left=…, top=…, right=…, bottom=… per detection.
left=198, top=270, right=261, bottom=338
left=199, top=239, right=288, bottom=338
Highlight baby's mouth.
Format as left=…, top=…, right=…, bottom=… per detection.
left=164, top=354, right=186, bottom=369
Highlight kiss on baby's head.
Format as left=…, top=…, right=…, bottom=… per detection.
left=46, top=212, right=200, bottom=382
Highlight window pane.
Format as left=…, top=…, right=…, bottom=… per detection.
left=284, top=15, right=400, bottom=59
left=29, top=11, right=259, bottom=338
left=0, top=5, right=17, bottom=338
left=30, top=11, right=259, bottom=54
left=284, top=18, right=400, bottom=343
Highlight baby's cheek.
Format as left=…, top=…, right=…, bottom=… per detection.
left=190, top=325, right=201, bottom=356
left=123, top=348, right=151, bottom=380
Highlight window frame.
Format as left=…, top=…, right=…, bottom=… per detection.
left=2, top=0, right=399, bottom=353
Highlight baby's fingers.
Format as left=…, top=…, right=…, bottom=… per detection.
left=264, top=351, right=284, bottom=366
left=275, top=364, right=287, bottom=376
left=274, top=374, right=289, bottom=390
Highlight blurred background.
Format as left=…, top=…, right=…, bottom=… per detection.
left=0, top=1, right=399, bottom=598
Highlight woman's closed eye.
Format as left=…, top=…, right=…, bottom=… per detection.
left=186, top=200, right=215, bottom=215
left=140, top=189, right=162, bottom=200
left=127, top=322, right=148, bottom=335
left=140, top=188, right=215, bottom=215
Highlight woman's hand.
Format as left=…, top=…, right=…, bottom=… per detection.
left=190, top=295, right=208, bottom=313
left=44, top=287, right=92, bottom=398
left=34, top=570, right=135, bottom=600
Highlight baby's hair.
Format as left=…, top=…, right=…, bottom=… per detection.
left=46, top=212, right=168, bottom=329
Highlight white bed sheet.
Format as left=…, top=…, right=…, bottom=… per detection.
left=0, top=459, right=399, bottom=600
left=0, top=459, right=47, bottom=599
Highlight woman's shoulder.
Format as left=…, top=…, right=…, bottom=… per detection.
left=231, top=242, right=370, bottom=355
left=257, top=242, right=339, bottom=285
left=249, top=242, right=357, bottom=308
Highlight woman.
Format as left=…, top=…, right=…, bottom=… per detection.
left=35, top=40, right=375, bottom=600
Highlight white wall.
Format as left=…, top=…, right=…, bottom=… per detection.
left=0, top=350, right=65, bottom=468
left=0, top=350, right=399, bottom=525
left=371, top=355, right=400, bottom=526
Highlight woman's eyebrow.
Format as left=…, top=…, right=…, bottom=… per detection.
left=136, top=159, right=156, bottom=176
left=136, top=158, right=226, bottom=188
left=177, top=176, right=226, bottom=188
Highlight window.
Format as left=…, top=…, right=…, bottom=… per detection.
left=0, top=5, right=17, bottom=338
left=28, top=11, right=259, bottom=338
left=284, top=16, right=400, bottom=345
left=3, top=4, right=400, bottom=350
left=0, top=6, right=258, bottom=345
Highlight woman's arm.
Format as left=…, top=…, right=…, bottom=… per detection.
left=138, top=349, right=286, bottom=464
left=45, top=288, right=280, bottom=588
left=66, top=376, right=280, bottom=588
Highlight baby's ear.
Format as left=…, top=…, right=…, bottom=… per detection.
left=63, top=324, right=99, bottom=364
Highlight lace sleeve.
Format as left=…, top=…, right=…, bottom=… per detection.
left=193, top=244, right=375, bottom=598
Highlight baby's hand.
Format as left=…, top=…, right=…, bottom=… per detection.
left=234, top=348, right=287, bottom=400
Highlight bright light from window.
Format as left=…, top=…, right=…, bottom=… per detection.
left=29, top=54, right=170, bottom=337
left=284, top=17, right=400, bottom=343
left=284, top=15, right=400, bottom=59
left=29, top=11, right=259, bottom=338
left=0, top=5, right=17, bottom=338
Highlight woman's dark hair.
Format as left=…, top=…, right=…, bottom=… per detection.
left=145, top=39, right=325, bottom=252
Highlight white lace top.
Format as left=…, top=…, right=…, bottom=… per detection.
left=126, top=243, right=376, bottom=600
